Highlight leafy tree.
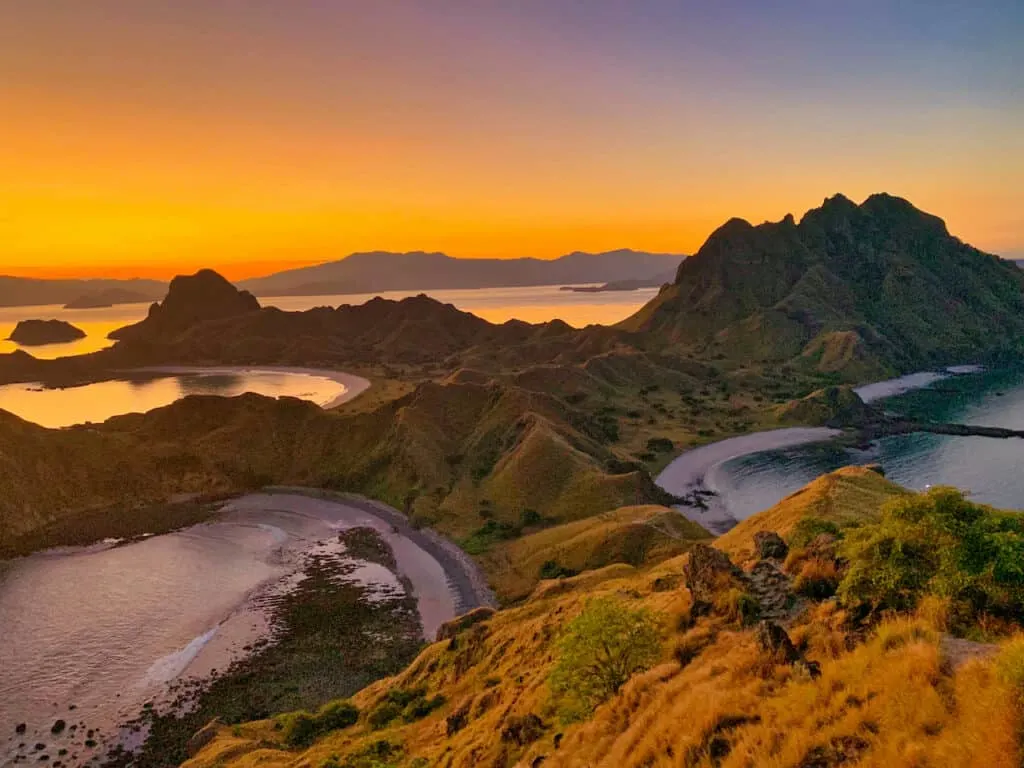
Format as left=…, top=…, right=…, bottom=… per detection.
left=838, top=487, right=1024, bottom=621
left=549, top=597, right=663, bottom=720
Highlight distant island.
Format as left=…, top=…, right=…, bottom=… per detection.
left=63, top=287, right=155, bottom=309
left=0, top=250, right=683, bottom=308
left=8, top=319, right=87, bottom=346
left=560, top=271, right=676, bottom=293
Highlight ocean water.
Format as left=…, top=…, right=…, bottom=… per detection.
left=0, top=369, right=348, bottom=428
left=0, top=494, right=445, bottom=767
left=0, top=284, right=658, bottom=359
left=714, top=368, right=1024, bottom=520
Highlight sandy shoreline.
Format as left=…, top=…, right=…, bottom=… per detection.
left=655, top=428, right=841, bottom=534
left=126, top=365, right=372, bottom=409
left=658, top=366, right=987, bottom=533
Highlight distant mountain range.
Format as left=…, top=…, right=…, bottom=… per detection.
left=235, top=249, right=685, bottom=296
left=0, top=250, right=683, bottom=309
left=622, top=193, right=1024, bottom=377
left=0, top=277, right=166, bottom=309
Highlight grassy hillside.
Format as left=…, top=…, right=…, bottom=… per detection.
left=479, top=505, right=711, bottom=603
left=715, top=466, right=906, bottom=565
left=622, top=194, right=1024, bottom=378
left=184, top=470, right=1024, bottom=768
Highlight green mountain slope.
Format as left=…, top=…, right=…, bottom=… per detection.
left=622, top=193, right=1024, bottom=376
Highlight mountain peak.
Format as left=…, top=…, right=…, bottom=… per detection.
left=110, top=269, right=260, bottom=342
left=621, top=193, right=1024, bottom=374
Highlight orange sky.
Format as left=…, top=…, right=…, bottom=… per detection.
left=2, top=3, right=1021, bottom=280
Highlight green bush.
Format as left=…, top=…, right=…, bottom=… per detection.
left=369, top=687, right=446, bottom=729
left=788, top=517, right=842, bottom=549
left=280, top=700, right=360, bottom=747
left=539, top=560, right=578, bottom=580
left=838, top=487, right=1024, bottom=622
left=549, top=597, right=663, bottom=721
left=367, top=702, right=403, bottom=730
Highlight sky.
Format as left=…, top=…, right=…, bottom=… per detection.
left=1, top=1, right=1022, bottom=279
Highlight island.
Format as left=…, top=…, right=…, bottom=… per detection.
left=63, top=288, right=154, bottom=309
left=8, top=319, right=87, bottom=346
left=560, top=271, right=675, bottom=293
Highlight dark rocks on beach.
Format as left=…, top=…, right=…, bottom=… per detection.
left=15, top=724, right=27, bottom=735
left=49, top=721, right=65, bottom=735
left=753, top=531, right=788, bottom=560
left=33, top=744, right=45, bottom=752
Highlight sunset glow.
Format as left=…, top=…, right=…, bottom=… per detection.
left=2, top=2, right=1022, bottom=279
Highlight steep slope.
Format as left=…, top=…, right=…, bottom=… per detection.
left=480, top=504, right=711, bottom=602
left=0, top=376, right=669, bottom=555
left=622, top=194, right=1024, bottom=376
left=185, top=471, right=1023, bottom=768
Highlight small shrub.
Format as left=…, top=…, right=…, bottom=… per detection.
left=549, top=597, right=663, bottom=720
left=794, top=559, right=840, bottom=600
left=996, top=638, right=1024, bottom=699
left=403, top=695, right=446, bottom=722
left=646, top=437, right=675, bottom=453
left=539, top=560, right=578, bottom=580
left=520, top=508, right=543, bottom=527
left=280, top=712, right=318, bottom=748
left=367, top=701, right=403, bottom=730
left=281, top=700, right=360, bottom=748
left=789, top=517, right=842, bottom=549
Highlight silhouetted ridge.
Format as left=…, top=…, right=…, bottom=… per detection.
left=110, top=269, right=260, bottom=342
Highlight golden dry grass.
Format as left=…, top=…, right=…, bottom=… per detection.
left=715, top=466, right=906, bottom=565
left=480, top=505, right=711, bottom=602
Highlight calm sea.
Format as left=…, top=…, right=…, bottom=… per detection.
left=0, top=284, right=658, bottom=360
left=713, top=368, right=1024, bottom=519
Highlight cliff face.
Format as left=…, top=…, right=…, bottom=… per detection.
left=622, top=194, right=1024, bottom=375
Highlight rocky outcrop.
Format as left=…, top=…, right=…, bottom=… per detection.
left=747, top=560, right=796, bottom=621
left=8, top=319, right=86, bottom=346
left=684, top=544, right=745, bottom=605
left=109, top=269, right=260, bottom=343
left=753, top=531, right=788, bottom=560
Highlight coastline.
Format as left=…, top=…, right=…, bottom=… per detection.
left=658, top=366, right=987, bottom=533
left=1, top=488, right=492, bottom=768
left=125, top=365, right=372, bottom=410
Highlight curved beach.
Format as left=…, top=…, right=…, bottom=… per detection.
left=128, top=365, right=372, bottom=409
left=658, top=367, right=987, bottom=533
left=655, top=427, right=841, bottom=533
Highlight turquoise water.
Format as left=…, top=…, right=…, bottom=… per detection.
left=716, top=368, right=1024, bottom=519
